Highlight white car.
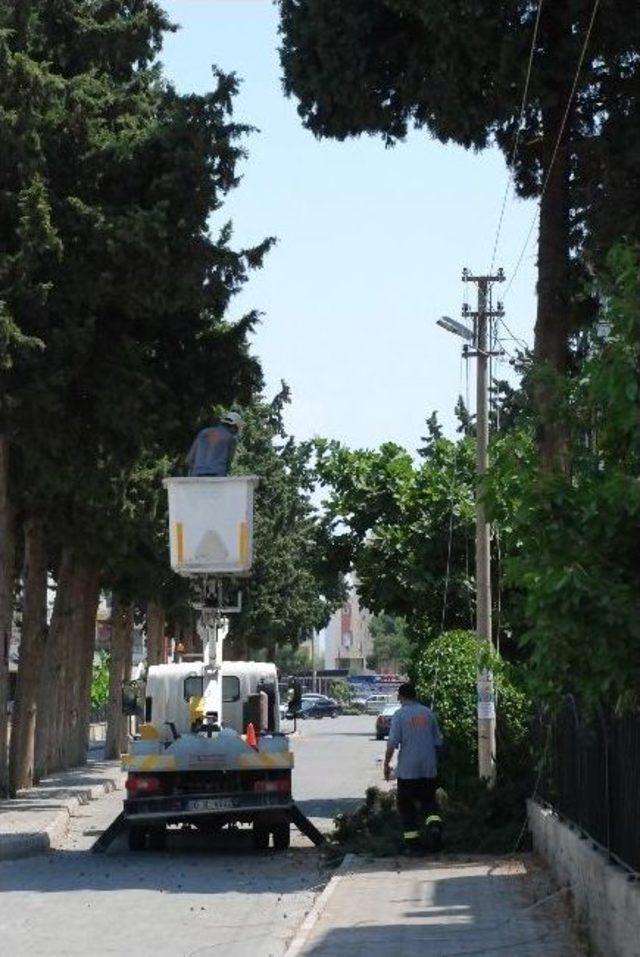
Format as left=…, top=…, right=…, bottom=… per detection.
left=365, top=693, right=391, bottom=714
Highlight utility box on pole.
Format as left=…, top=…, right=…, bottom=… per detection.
left=164, top=476, right=259, bottom=577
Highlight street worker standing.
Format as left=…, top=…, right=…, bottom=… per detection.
left=186, top=411, right=243, bottom=477
left=383, top=682, right=443, bottom=853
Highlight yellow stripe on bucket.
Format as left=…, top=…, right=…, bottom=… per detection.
left=238, top=521, right=249, bottom=566
left=175, top=522, right=185, bottom=564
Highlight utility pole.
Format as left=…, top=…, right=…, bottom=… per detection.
left=462, top=268, right=504, bottom=786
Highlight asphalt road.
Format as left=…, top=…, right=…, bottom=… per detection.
left=0, top=715, right=384, bottom=957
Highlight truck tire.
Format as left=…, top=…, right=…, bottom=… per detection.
left=147, top=826, right=167, bottom=851
left=128, top=826, right=147, bottom=852
left=272, top=822, right=290, bottom=851
left=252, top=823, right=270, bottom=850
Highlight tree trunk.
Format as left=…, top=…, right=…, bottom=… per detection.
left=146, top=600, right=165, bottom=666
left=68, top=566, right=100, bottom=768
left=0, top=434, right=15, bottom=797
left=104, top=597, right=134, bottom=760
left=533, top=25, right=573, bottom=472
left=59, top=562, right=100, bottom=770
left=36, top=548, right=74, bottom=776
left=9, top=517, right=47, bottom=793
left=35, top=550, right=98, bottom=775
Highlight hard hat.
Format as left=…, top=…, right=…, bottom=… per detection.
left=221, top=411, right=243, bottom=430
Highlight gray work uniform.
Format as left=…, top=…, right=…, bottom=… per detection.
left=388, top=701, right=442, bottom=779
left=388, top=701, right=443, bottom=844
left=186, top=424, right=237, bottom=477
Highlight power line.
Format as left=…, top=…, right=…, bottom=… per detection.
left=497, top=315, right=529, bottom=352
left=489, top=0, right=544, bottom=273
left=504, top=0, right=602, bottom=298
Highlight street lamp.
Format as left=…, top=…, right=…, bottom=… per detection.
left=436, top=315, right=474, bottom=341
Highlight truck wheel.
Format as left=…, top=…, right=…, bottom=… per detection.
left=252, top=823, right=270, bottom=850
left=128, top=826, right=147, bottom=852
left=272, top=822, right=290, bottom=851
left=147, top=826, right=167, bottom=851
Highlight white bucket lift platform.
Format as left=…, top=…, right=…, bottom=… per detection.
left=164, top=476, right=259, bottom=577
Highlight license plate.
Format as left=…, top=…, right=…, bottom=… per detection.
left=186, top=798, right=233, bottom=812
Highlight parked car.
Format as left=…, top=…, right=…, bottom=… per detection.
left=289, top=698, right=340, bottom=719
left=365, top=693, right=391, bottom=714
left=302, top=693, right=339, bottom=707
left=375, top=704, right=400, bottom=740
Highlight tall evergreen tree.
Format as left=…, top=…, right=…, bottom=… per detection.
left=0, top=1, right=271, bottom=788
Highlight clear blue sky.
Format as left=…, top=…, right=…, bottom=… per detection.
left=161, top=0, right=538, bottom=451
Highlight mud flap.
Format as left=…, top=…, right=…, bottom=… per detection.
left=91, top=811, right=127, bottom=853
left=287, top=804, right=325, bottom=846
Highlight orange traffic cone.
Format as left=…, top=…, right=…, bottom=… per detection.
left=245, top=722, right=258, bottom=749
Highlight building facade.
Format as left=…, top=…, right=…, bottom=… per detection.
left=322, top=583, right=373, bottom=673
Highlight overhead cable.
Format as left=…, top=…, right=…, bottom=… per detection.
left=504, top=0, right=602, bottom=298
left=489, top=0, right=544, bottom=273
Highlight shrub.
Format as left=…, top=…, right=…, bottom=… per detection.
left=414, top=630, right=530, bottom=790
left=91, top=651, right=110, bottom=711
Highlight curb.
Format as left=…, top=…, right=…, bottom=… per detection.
left=0, top=775, right=122, bottom=862
left=286, top=853, right=356, bottom=956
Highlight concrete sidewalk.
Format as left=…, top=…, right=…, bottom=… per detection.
left=0, top=754, right=123, bottom=861
left=288, top=854, right=585, bottom=956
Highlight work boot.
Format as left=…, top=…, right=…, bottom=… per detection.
left=402, top=830, right=422, bottom=856
left=423, top=814, right=443, bottom=852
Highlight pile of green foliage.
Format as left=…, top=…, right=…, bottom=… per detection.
left=332, top=787, right=404, bottom=856
left=414, top=630, right=531, bottom=790
left=330, top=781, right=530, bottom=857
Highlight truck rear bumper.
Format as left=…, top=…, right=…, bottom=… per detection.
left=124, top=791, right=293, bottom=826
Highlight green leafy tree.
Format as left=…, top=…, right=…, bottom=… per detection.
left=369, top=615, right=412, bottom=673
left=228, top=387, right=346, bottom=656
left=316, top=436, right=476, bottom=642
left=278, top=0, right=640, bottom=467
left=273, top=643, right=311, bottom=675
left=486, top=246, right=640, bottom=709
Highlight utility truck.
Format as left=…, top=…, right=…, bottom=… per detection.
left=107, top=476, right=315, bottom=853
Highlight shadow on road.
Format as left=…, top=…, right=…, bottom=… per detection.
left=296, top=797, right=363, bottom=820
left=0, top=831, right=326, bottom=895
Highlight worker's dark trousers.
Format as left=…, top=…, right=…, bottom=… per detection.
left=396, top=777, right=437, bottom=845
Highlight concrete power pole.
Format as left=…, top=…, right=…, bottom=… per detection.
left=462, top=268, right=504, bottom=786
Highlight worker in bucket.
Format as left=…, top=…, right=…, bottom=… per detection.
left=383, top=682, right=443, bottom=854
left=186, top=411, right=243, bottom=477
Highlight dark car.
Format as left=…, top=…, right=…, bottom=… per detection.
left=375, top=704, right=400, bottom=740
left=289, top=698, right=340, bottom=720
